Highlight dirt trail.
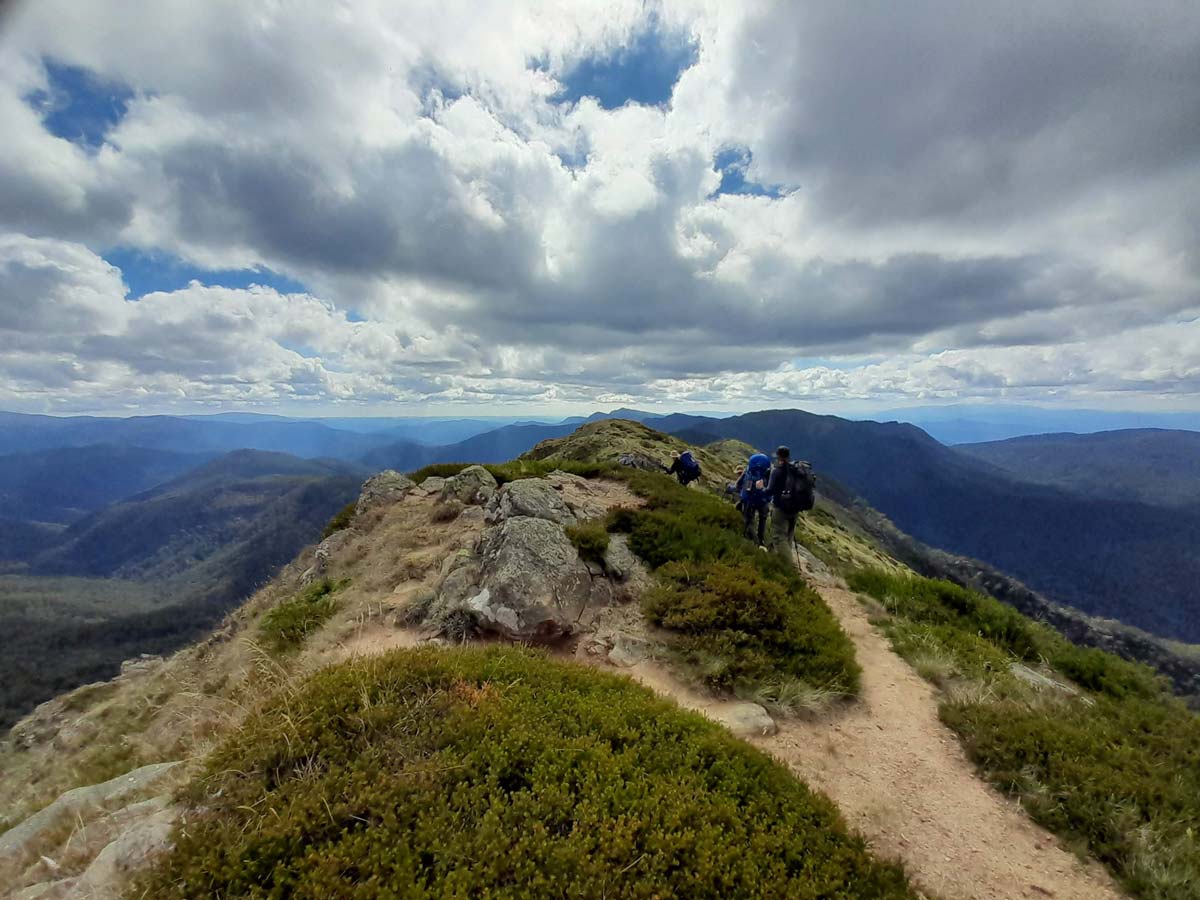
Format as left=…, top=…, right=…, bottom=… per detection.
left=630, top=584, right=1123, bottom=900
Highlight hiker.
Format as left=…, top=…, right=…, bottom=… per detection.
left=666, top=450, right=702, bottom=487
left=767, top=445, right=816, bottom=564
left=737, top=453, right=771, bottom=546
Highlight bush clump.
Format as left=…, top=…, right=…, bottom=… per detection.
left=565, top=520, right=610, bottom=565
left=259, top=578, right=344, bottom=654
left=849, top=568, right=1200, bottom=899
left=410, top=458, right=613, bottom=486
left=645, top=561, right=856, bottom=695
left=133, top=647, right=916, bottom=899
left=606, top=468, right=859, bottom=700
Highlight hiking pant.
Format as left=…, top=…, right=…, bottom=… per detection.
left=743, top=502, right=767, bottom=545
left=769, top=506, right=798, bottom=564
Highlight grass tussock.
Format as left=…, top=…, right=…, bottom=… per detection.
left=259, top=578, right=346, bottom=654
left=431, top=498, right=463, bottom=522
left=850, top=568, right=1200, bottom=900
left=133, top=647, right=916, bottom=900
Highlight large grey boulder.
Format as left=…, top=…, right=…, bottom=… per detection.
left=432, top=516, right=615, bottom=642
left=440, top=466, right=498, bottom=506
left=355, top=470, right=416, bottom=515
left=485, top=478, right=575, bottom=525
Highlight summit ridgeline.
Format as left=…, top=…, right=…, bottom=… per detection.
left=1, top=419, right=1197, bottom=900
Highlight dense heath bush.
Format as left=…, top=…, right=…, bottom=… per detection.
left=132, top=647, right=916, bottom=900
left=259, top=578, right=344, bottom=654
left=850, top=568, right=1200, bottom=899
left=564, top=520, right=610, bottom=565
left=608, top=467, right=860, bottom=698
left=409, top=459, right=613, bottom=486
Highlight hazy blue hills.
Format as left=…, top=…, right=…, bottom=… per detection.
left=0, top=444, right=214, bottom=525
left=0, top=411, right=394, bottom=458
left=958, top=429, right=1200, bottom=507
left=662, top=409, right=1200, bottom=643
left=0, top=447, right=362, bottom=730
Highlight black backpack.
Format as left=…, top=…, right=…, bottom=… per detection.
left=775, top=461, right=816, bottom=513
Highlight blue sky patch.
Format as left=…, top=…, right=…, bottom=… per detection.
left=557, top=20, right=697, bottom=109
left=105, top=248, right=309, bottom=299
left=713, top=146, right=785, bottom=198
left=25, top=60, right=133, bottom=151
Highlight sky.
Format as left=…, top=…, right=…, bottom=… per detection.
left=0, top=1, right=1198, bottom=417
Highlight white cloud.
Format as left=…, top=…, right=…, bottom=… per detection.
left=0, top=0, right=1197, bottom=413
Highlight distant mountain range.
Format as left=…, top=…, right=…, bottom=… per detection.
left=957, top=429, right=1200, bottom=507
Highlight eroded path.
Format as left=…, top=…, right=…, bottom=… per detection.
left=628, top=584, right=1123, bottom=900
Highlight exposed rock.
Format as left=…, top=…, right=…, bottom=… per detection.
left=431, top=514, right=617, bottom=643
left=355, top=470, right=416, bottom=515
left=618, top=452, right=667, bottom=473
left=716, top=703, right=778, bottom=737
left=118, top=655, right=164, bottom=679
left=299, top=529, right=353, bottom=586
left=417, top=476, right=447, bottom=495
left=440, top=466, right=498, bottom=506
left=607, top=634, right=652, bottom=668
left=602, top=534, right=640, bottom=583
left=69, top=803, right=177, bottom=898
left=0, top=762, right=182, bottom=861
left=485, top=478, right=575, bottom=525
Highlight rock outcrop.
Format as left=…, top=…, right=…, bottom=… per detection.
left=439, top=466, right=498, bottom=506
left=355, top=470, right=416, bottom=515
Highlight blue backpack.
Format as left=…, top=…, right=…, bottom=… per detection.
left=741, top=453, right=771, bottom=506
left=678, top=450, right=701, bottom=482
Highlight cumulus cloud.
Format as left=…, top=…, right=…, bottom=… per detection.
left=0, top=0, right=1197, bottom=413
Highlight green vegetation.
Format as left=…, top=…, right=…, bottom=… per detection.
left=320, top=501, right=357, bottom=539
left=850, top=568, right=1200, bottom=899
left=133, top=647, right=915, bottom=899
left=565, top=520, right=610, bottom=565
left=645, top=561, right=856, bottom=702
left=606, top=467, right=860, bottom=700
left=259, top=578, right=345, bottom=654
left=410, top=458, right=613, bottom=485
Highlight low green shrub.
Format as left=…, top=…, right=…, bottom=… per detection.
left=645, top=561, right=857, bottom=694
left=259, top=578, right=344, bottom=654
left=320, top=501, right=356, bottom=540
left=849, top=567, right=1200, bottom=899
left=409, top=458, right=614, bottom=486
left=133, top=647, right=915, bottom=899
left=605, top=469, right=859, bottom=699
left=565, top=520, right=610, bottom=565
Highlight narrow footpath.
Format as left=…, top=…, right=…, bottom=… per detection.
left=628, top=583, right=1124, bottom=900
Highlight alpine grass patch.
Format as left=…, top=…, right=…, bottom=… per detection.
left=259, top=578, right=345, bottom=654
left=132, top=647, right=916, bottom=900
left=850, top=568, right=1200, bottom=900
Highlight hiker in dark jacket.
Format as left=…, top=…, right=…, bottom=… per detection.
left=666, top=450, right=701, bottom=486
left=767, top=445, right=814, bottom=563
left=738, top=453, right=771, bottom=546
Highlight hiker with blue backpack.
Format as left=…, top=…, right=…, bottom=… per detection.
left=737, top=452, right=772, bottom=546
left=767, top=445, right=816, bottom=563
left=667, top=450, right=702, bottom=487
